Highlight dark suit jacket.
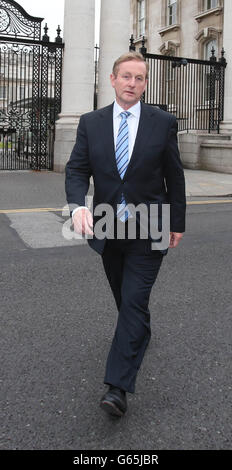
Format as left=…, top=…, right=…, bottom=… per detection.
left=65, top=102, right=186, bottom=255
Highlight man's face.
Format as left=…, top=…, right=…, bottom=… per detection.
left=110, top=60, right=147, bottom=110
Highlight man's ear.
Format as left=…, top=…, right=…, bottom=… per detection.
left=110, top=73, right=116, bottom=88
left=143, top=78, right=148, bottom=93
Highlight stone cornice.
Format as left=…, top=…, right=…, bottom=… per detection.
left=194, top=6, right=223, bottom=23
left=158, top=24, right=180, bottom=37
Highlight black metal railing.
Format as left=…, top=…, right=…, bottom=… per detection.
left=0, top=0, right=64, bottom=170
left=130, top=35, right=227, bottom=133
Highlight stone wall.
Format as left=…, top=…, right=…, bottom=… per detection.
left=178, top=132, right=232, bottom=174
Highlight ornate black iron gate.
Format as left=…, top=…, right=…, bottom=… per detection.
left=0, top=0, right=64, bottom=170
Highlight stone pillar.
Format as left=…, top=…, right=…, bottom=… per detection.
left=54, top=0, right=95, bottom=172
left=97, top=0, right=131, bottom=109
left=220, top=0, right=232, bottom=134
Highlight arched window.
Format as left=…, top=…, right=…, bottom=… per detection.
left=204, top=39, right=218, bottom=103
left=205, top=38, right=218, bottom=60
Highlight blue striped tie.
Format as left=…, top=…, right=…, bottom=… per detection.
left=116, top=111, right=131, bottom=222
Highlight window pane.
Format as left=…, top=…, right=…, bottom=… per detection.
left=138, top=0, right=145, bottom=17
left=205, top=39, right=218, bottom=59
left=205, top=0, right=217, bottom=9
left=138, top=0, right=145, bottom=36
left=168, top=0, right=177, bottom=25
left=141, top=0, right=145, bottom=16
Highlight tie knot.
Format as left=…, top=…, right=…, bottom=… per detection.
left=120, top=111, right=131, bottom=120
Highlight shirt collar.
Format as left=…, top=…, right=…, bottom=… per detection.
left=113, top=99, right=141, bottom=118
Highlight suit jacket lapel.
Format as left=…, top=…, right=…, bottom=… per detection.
left=123, top=102, right=159, bottom=179
left=98, top=103, right=121, bottom=180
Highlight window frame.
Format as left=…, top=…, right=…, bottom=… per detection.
left=137, top=0, right=146, bottom=37
left=204, top=38, right=218, bottom=60
left=167, top=0, right=178, bottom=26
left=204, top=0, right=218, bottom=10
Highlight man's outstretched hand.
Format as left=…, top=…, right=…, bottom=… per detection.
left=169, top=232, right=183, bottom=248
left=73, top=208, right=94, bottom=236
left=72, top=214, right=183, bottom=246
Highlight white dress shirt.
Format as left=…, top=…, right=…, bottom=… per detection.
left=113, top=100, right=141, bottom=161
left=72, top=100, right=141, bottom=218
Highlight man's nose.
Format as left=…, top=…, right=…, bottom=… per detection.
left=128, top=77, right=136, bottom=87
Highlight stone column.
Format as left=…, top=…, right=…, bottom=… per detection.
left=54, top=0, right=95, bottom=172
left=220, top=0, right=232, bottom=134
left=97, top=0, right=131, bottom=109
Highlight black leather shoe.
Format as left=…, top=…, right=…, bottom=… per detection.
left=100, top=386, right=127, bottom=417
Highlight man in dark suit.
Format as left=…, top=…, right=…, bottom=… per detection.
left=65, top=52, right=186, bottom=417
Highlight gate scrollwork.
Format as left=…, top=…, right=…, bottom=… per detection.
left=0, top=0, right=64, bottom=170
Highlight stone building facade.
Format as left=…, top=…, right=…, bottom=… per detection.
left=54, top=0, right=232, bottom=174
left=130, top=0, right=224, bottom=60
left=130, top=0, right=232, bottom=173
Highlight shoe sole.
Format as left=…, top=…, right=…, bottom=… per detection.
left=100, top=399, right=125, bottom=417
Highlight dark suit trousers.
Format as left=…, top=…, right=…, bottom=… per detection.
left=101, top=221, right=163, bottom=393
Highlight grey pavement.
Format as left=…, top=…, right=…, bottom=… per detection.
left=184, top=169, right=232, bottom=197
left=0, top=170, right=67, bottom=210
left=0, top=169, right=232, bottom=212
left=0, top=168, right=232, bottom=450
left=0, top=169, right=232, bottom=251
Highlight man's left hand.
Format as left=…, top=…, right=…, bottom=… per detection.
left=169, top=232, right=183, bottom=248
